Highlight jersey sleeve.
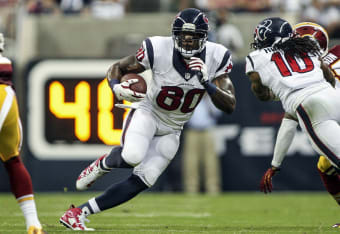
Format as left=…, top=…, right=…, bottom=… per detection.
left=215, top=49, right=233, bottom=78
left=135, top=38, right=154, bottom=70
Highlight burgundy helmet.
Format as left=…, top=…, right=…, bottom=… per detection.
left=293, top=22, right=329, bottom=56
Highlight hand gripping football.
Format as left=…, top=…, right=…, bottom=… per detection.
left=120, top=73, right=147, bottom=94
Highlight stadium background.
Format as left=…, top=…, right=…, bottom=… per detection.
left=0, top=0, right=340, bottom=192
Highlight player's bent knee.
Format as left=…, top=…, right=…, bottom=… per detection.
left=133, top=167, right=162, bottom=187
left=158, top=135, right=180, bottom=161
left=3, top=156, right=20, bottom=166
left=121, top=148, right=145, bottom=167
left=318, top=156, right=332, bottom=173
left=317, top=155, right=337, bottom=175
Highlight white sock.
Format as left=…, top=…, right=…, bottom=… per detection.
left=17, top=194, right=42, bottom=230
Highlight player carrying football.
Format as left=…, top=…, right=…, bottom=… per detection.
left=0, top=33, right=46, bottom=233
left=258, top=22, right=340, bottom=228
left=60, top=8, right=236, bottom=230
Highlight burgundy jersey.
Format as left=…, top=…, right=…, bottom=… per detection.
left=0, top=56, right=13, bottom=87
left=323, top=45, right=340, bottom=87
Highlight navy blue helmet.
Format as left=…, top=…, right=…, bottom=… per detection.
left=252, top=17, right=293, bottom=49
left=172, top=8, right=209, bottom=58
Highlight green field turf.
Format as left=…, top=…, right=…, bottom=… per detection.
left=0, top=192, right=339, bottom=233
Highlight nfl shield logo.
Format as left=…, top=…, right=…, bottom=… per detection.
left=185, top=73, right=191, bottom=79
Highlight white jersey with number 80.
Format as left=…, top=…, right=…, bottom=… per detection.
left=136, top=36, right=232, bottom=130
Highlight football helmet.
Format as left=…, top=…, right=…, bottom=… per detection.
left=293, top=22, right=329, bottom=56
left=0, top=33, right=4, bottom=52
left=172, top=8, right=209, bottom=58
left=252, top=17, right=293, bottom=49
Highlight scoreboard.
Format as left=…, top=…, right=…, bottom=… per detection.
left=26, top=59, right=148, bottom=160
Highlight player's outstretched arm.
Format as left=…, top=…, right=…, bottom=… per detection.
left=210, top=74, right=236, bottom=114
left=271, top=113, right=298, bottom=168
left=260, top=113, right=298, bottom=194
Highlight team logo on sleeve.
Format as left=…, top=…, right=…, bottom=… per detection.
left=225, top=63, right=233, bottom=73
left=136, top=46, right=145, bottom=62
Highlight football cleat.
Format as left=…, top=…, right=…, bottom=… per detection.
left=76, top=154, right=111, bottom=191
left=59, top=205, right=94, bottom=231
left=332, top=223, right=340, bottom=228
left=27, top=226, right=47, bottom=234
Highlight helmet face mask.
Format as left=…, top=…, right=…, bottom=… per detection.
left=173, top=30, right=206, bottom=58
left=252, top=17, right=293, bottom=49
left=293, top=22, right=329, bottom=56
left=172, top=8, right=209, bottom=58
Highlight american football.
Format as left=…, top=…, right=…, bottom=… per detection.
left=121, top=73, right=147, bottom=94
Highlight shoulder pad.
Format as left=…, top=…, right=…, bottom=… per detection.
left=328, top=45, right=340, bottom=57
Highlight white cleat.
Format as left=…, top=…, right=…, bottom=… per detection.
left=76, top=154, right=111, bottom=191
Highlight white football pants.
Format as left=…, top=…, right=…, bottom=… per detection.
left=121, top=108, right=181, bottom=187
left=296, top=86, right=340, bottom=168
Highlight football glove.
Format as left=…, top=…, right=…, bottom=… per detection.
left=188, top=57, right=209, bottom=84
left=260, top=166, right=280, bottom=194
left=113, top=79, right=146, bottom=102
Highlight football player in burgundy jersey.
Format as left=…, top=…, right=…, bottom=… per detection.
left=0, top=34, right=46, bottom=234
left=255, top=21, right=340, bottom=227
left=60, top=8, right=236, bottom=230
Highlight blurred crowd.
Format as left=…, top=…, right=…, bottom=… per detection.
left=183, top=0, right=340, bottom=39
left=0, top=0, right=339, bottom=56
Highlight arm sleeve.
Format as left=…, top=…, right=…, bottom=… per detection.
left=135, top=38, right=154, bottom=70
left=245, top=55, right=255, bottom=75
left=271, top=118, right=298, bottom=168
left=215, top=49, right=233, bottom=78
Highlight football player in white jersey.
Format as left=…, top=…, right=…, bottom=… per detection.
left=257, top=21, right=340, bottom=227
left=245, top=16, right=340, bottom=193
left=60, top=8, right=236, bottom=230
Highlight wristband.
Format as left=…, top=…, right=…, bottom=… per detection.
left=271, top=166, right=281, bottom=171
left=108, top=78, right=120, bottom=88
left=203, top=82, right=217, bottom=95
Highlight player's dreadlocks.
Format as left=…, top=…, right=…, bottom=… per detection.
left=273, top=36, right=321, bottom=59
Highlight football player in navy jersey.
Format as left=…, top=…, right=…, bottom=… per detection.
left=257, top=22, right=340, bottom=228
left=60, top=8, right=236, bottom=230
left=0, top=33, right=46, bottom=234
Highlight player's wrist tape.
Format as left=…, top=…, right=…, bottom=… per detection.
left=203, top=82, right=217, bottom=95
left=271, top=166, right=281, bottom=171
left=108, top=79, right=120, bottom=88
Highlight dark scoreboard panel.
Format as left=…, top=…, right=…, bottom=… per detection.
left=26, top=60, right=139, bottom=160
